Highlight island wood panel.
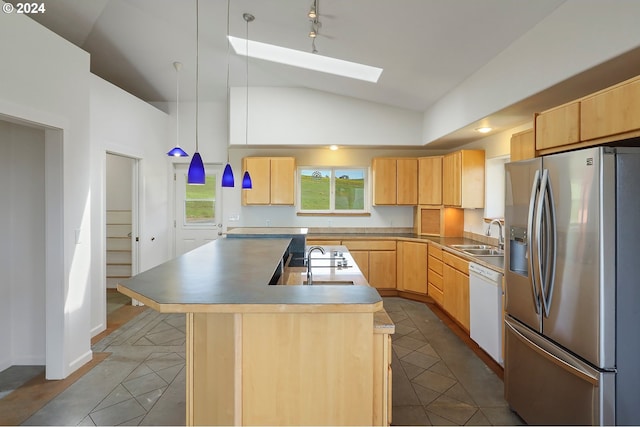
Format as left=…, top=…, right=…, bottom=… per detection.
left=241, top=312, right=374, bottom=426
left=188, top=313, right=239, bottom=426
left=373, top=333, right=392, bottom=426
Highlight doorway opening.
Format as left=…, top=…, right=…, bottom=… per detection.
left=105, top=153, right=141, bottom=319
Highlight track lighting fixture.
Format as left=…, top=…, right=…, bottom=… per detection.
left=307, top=0, right=321, bottom=52
left=308, top=0, right=317, bottom=19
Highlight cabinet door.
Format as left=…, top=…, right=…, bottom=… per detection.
left=535, top=101, right=580, bottom=151
left=510, top=129, right=535, bottom=162
left=442, top=152, right=461, bottom=206
left=396, top=159, right=418, bottom=205
left=270, top=157, right=295, bottom=205
left=581, top=77, right=640, bottom=141
left=369, top=251, right=396, bottom=289
left=242, top=157, right=271, bottom=205
left=443, top=264, right=470, bottom=332
left=372, top=158, right=397, bottom=205
left=400, top=242, right=427, bottom=294
left=350, top=250, right=369, bottom=282
left=418, top=156, right=442, bottom=205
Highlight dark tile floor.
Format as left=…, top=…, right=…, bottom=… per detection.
left=1, top=296, right=524, bottom=426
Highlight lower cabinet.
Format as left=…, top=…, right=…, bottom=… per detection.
left=342, top=240, right=397, bottom=290
left=442, top=251, right=470, bottom=332
left=397, top=241, right=428, bottom=294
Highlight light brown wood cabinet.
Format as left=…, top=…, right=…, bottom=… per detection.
left=427, top=244, right=444, bottom=306
left=581, top=76, right=640, bottom=142
left=510, top=129, right=535, bottom=162
left=373, top=332, right=393, bottom=426
left=242, top=157, right=295, bottom=205
left=372, top=158, right=418, bottom=205
left=442, top=251, right=470, bottom=332
left=342, top=240, right=397, bottom=289
left=418, top=156, right=442, bottom=205
left=535, top=101, right=580, bottom=151
left=396, top=241, right=428, bottom=295
left=442, top=150, right=485, bottom=208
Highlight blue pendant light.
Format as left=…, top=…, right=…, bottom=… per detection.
left=240, top=13, right=254, bottom=189
left=242, top=170, right=252, bottom=189
left=222, top=163, right=234, bottom=187
left=167, top=62, right=189, bottom=157
left=187, top=0, right=205, bottom=185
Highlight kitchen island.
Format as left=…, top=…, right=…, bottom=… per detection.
left=117, top=238, right=393, bottom=426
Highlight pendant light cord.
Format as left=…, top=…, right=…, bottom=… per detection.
left=245, top=16, right=249, bottom=147
left=176, top=64, right=180, bottom=147
left=195, top=0, right=199, bottom=152
left=226, top=0, right=230, bottom=163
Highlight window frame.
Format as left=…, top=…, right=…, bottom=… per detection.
left=297, top=166, right=370, bottom=214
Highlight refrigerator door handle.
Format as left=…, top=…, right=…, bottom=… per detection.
left=527, top=169, right=541, bottom=314
left=534, top=169, right=548, bottom=314
left=506, top=319, right=599, bottom=386
left=542, top=174, right=558, bottom=317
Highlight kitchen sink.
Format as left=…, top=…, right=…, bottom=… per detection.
left=461, top=248, right=504, bottom=256
left=302, top=280, right=355, bottom=285
left=450, top=244, right=497, bottom=250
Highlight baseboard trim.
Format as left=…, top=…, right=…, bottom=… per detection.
left=65, top=350, right=93, bottom=378
left=91, top=323, right=106, bottom=338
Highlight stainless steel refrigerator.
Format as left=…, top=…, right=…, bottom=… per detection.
left=504, top=146, right=640, bottom=425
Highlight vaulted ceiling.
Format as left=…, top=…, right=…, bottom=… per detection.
left=11, top=0, right=640, bottom=148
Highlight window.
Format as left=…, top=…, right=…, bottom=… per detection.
left=184, top=174, right=217, bottom=224
left=299, top=167, right=368, bottom=213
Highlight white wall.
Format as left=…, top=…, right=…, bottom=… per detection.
left=230, top=87, right=424, bottom=147
left=0, top=8, right=92, bottom=378
left=90, top=75, right=172, bottom=337
left=422, top=0, right=640, bottom=144
left=0, top=121, right=46, bottom=371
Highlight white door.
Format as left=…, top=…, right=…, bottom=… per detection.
left=174, top=164, right=222, bottom=256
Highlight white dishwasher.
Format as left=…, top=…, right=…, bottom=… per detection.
left=469, top=262, right=504, bottom=366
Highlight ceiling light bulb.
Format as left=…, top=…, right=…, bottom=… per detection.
left=329, top=145, right=338, bottom=151
left=308, top=8, right=316, bottom=19
left=476, top=127, right=492, bottom=134
left=309, top=29, right=317, bottom=38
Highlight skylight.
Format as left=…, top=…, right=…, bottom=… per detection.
left=227, top=36, right=383, bottom=83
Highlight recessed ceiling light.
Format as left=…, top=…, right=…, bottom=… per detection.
left=228, top=36, right=383, bottom=83
left=476, top=127, right=492, bottom=134
left=329, top=145, right=339, bottom=151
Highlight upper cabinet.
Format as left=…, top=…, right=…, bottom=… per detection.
left=535, top=101, right=580, bottom=151
left=581, top=76, right=640, bottom=142
left=242, top=157, right=296, bottom=206
left=534, top=74, right=640, bottom=155
left=418, top=156, right=442, bottom=205
left=442, top=150, right=485, bottom=209
left=372, top=157, right=418, bottom=205
left=510, top=129, right=535, bottom=162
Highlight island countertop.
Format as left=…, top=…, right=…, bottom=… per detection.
left=117, top=237, right=383, bottom=314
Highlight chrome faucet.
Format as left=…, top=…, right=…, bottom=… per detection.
left=487, top=219, right=504, bottom=250
left=305, top=246, right=326, bottom=285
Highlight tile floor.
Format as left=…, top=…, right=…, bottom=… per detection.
left=2, top=296, right=524, bottom=426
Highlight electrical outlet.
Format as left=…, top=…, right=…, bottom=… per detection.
left=228, top=214, right=240, bottom=221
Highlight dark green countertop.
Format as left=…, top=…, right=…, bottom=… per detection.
left=117, top=238, right=383, bottom=314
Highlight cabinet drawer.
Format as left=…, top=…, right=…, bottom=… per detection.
left=428, top=270, right=442, bottom=291
left=428, top=255, right=442, bottom=275
left=443, top=251, right=469, bottom=274
left=428, top=244, right=443, bottom=260
left=342, top=240, right=396, bottom=251
left=428, top=283, right=444, bottom=306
